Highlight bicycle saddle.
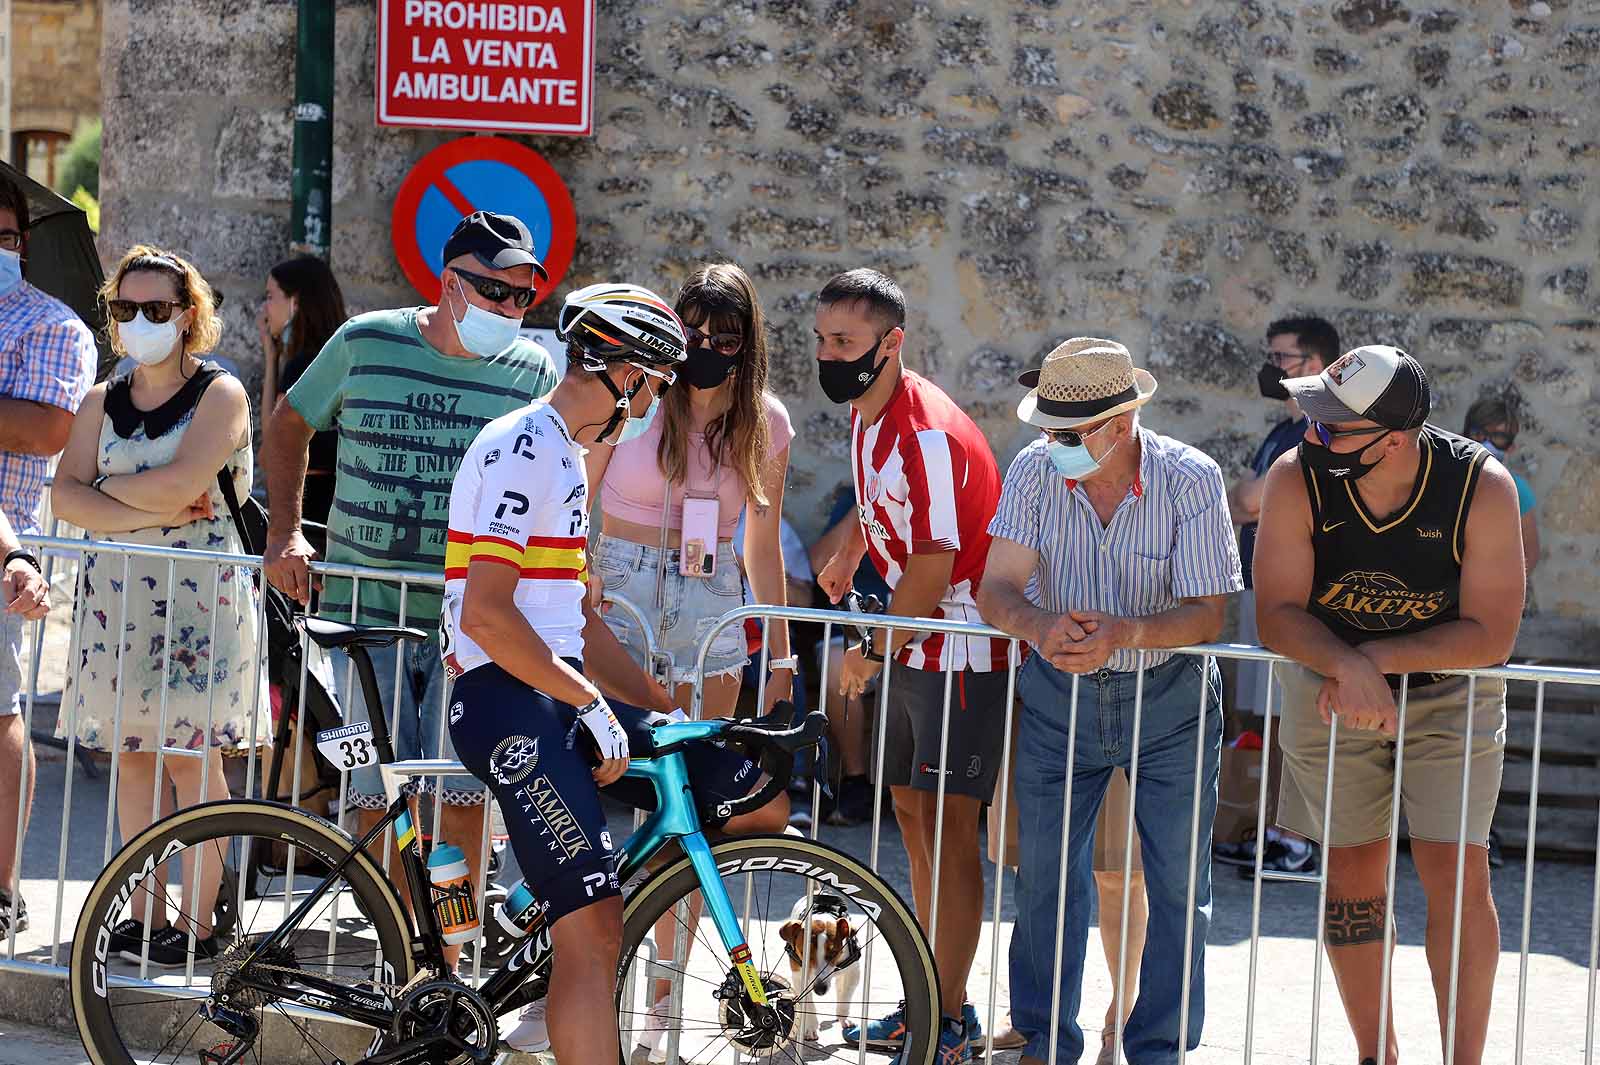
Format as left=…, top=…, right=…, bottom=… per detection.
left=300, top=617, right=429, bottom=651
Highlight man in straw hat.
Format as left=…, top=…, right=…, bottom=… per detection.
left=1252, top=345, right=1523, bottom=1065
left=977, top=337, right=1242, bottom=1064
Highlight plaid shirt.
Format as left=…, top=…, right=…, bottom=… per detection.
left=0, top=282, right=98, bottom=532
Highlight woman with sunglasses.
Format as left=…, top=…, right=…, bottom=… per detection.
left=582, top=263, right=794, bottom=1060
left=50, top=245, right=268, bottom=968
left=257, top=254, right=348, bottom=527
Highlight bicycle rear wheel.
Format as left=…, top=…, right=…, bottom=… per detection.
left=70, top=799, right=415, bottom=1065
left=617, top=835, right=940, bottom=1065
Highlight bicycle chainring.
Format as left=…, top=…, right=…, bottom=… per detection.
left=389, top=981, right=497, bottom=1065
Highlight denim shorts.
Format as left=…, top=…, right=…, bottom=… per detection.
left=1, top=613, right=23, bottom=717
left=593, top=534, right=749, bottom=685
left=328, top=633, right=485, bottom=809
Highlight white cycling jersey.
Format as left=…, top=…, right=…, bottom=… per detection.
left=440, top=401, right=589, bottom=677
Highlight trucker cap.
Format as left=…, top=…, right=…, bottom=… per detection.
left=1282, top=344, right=1431, bottom=430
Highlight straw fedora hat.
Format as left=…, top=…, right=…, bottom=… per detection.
left=1016, top=337, right=1158, bottom=429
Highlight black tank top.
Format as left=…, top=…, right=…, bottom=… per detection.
left=1302, top=426, right=1488, bottom=665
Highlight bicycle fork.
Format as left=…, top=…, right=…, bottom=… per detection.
left=677, top=831, right=769, bottom=1008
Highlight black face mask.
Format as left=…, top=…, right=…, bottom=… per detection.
left=1298, top=433, right=1386, bottom=482
left=682, top=343, right=737, bottom=390
left=818, top=332, right=890, bottom=404
left=1257, top=361, right=1290, bottom=400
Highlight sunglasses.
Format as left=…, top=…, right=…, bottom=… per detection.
left=451, top=267, right=536, bottom=309
left=1266, top=349, right=1313, bottom=370
left=1470, top=428, right=1515, bottom=450
left=107, top=298, right=188, bottom=324
left=685, top=326, right=743, bottom=357
left=1311, top=421, right=1388, bottom=447
left=1043, top=420, right=1111, bottom=448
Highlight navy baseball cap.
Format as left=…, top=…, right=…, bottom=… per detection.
left=442, top=211, right=549, bottom=282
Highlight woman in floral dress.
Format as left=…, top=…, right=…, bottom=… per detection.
left=52, top=245, right=267, bottom=968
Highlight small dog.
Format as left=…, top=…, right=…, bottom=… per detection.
left=777, top=891, right=862, bottom=1043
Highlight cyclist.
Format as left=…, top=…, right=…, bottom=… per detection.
left=441, top=282, right=788, bottom=1061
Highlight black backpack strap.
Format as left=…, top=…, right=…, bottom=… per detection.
left=215, top=466, right=256, bottom=556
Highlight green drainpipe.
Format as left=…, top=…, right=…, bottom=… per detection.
left=289, top=0, right=334, bottom=259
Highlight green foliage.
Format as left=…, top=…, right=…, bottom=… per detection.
left=70, top=187, right=100, bottom=233
left=55, top=118, right=101, bottom=199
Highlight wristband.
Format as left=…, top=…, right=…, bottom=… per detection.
left=91, top=474, right=110, bottom=493
left=766, top=656, right=799, bottom=674
left=3, top=550, right=40, bottom=575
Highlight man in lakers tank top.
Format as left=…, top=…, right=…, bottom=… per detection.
left=1253, top=345, right=1524, bottom=1065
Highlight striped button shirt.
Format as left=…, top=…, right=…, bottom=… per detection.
left=987, top=427, right=1243, bottom=673
left=0, top=282, right=98, bottom=532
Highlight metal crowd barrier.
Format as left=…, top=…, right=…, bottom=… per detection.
left=7, top=532, right=1600, bottom=1065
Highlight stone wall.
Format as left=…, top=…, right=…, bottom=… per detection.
left=98, top=0, right=1600, bottom=655
left=13, top=0, right=100, bottom=134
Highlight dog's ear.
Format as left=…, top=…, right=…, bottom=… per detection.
left=834, top=916, right=851, bottom=942
left=778, top=920, right=802, bottom=946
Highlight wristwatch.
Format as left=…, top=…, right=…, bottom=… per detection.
left=766, top=656, right=799, bottom=674
left=857, top=634, right=885, bottom=663
left=3, top=549, right=41, bottom=574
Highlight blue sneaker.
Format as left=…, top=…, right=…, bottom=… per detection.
left=890, top=1014, right=967, bottom=1065
left=842, top=1000, right=907, bottom=1048
left=963, top=1002, right=984, bottom=1046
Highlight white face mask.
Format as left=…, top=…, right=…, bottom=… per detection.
left=448, top=274, right=521, bottom=359
left=118, top=312, right=182, bottom=366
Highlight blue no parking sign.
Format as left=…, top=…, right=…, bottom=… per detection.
left=391, top=136, right=576, bottom=305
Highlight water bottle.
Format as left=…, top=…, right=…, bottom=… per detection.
left=495, top=878, right=544, bottom=939
left=427, top=844, right=480, bottom=945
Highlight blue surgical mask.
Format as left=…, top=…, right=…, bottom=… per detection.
left=448, top=274, right=520, bottom=358
left=1045, top=423, right=1117, bottom=481
left=0, top=249, right=22, bottom=297
left=616, top=393, right=660, bottom=443
left=1479, top=439, right=1506, bottom=462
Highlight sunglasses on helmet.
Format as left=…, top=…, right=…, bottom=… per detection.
left=451, top=266, right=537, bottom=309
left=107, top=299, right=188, bottom=324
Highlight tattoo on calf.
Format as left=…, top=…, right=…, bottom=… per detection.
left=1325, top=895, right=1389, bottom=946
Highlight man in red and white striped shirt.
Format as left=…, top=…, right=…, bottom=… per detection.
left=814, top=268, right=1006, bottom=1061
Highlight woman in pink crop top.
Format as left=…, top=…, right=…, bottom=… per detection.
left=585, top=262, right=796, bottom=723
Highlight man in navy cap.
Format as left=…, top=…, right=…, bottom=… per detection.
left=262, top=212, right=557, bottom=950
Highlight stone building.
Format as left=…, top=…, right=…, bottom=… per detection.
left=10, top=0, right=101, bottom=187
left=97, top=0, right=1599, bottom=656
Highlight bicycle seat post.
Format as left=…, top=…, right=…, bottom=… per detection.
left=346, top=643, right=399, bottom=766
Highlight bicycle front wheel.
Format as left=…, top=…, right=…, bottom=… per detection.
left=617, top=834, right=940, bottom=1065
left=70, top=799, right=415, bottom=1065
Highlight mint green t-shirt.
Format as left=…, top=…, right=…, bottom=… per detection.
left=287, top=307, right=557, bottom=632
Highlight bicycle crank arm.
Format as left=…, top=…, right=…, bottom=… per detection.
left=355, top=1034, right=468, bottom=1065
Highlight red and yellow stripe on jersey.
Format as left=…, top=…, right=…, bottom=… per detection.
left=444, top=530, right=589, bottom=583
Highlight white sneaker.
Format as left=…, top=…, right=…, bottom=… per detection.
left=637, top=995, right=673, bottom=1063
left=499, top=997, right=550, bottom=1054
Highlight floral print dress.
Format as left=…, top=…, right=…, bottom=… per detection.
left=62, top=366, right=270, bottom=754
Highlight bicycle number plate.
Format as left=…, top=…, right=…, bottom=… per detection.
left=315, top=722, right=376, bottom=771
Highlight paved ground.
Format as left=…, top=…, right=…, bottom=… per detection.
left=5, top=740, right=1597, bottom=1063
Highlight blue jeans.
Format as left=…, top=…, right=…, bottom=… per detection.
left=1009, top=654, right=1222, bottom=1065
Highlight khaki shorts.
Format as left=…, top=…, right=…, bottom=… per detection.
left=1276, top=663, right=1506, bottom=848
left=1092, top=767, right=1144, bottom=874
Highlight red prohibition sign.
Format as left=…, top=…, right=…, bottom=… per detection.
left=391, top=136, right=577, bottom=307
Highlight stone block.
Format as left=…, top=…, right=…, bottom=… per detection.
left=923, top=125, right=1011, bottom=167
left=1314, top=46, right=1365, bottom=75
left=1425, top=318, right=1545, bottom=358
left=847, top=192, right=947, bottom=250
left=214, top=108, right=294, bottom=202
left=1339, top=240, right=1394, bottom=299
left=1160, top=222, right=1213, bottom=272
left=1151, top=82, right=1223, bottom=131
left=1332, top=0, right=1413, bottom=33
left=1268, top=230, right=1319, bottom=287
left=1538, top=266, right=1590, bottom=310
left=1330, top=308, right=1422, bottom=351
left=1232, top=102, right=1273, bottom=139
left=935, top=14, right=996, bottom=68
left=1011, top=46, right=1060, bottom=88
left=1147, top=318, right=1253, bottom=388
left=957, top=253, right=1045, bottom=333
left=1520, top=205, right=1581, bottom=252
left=1057, top=207, right=1132, bottom=262
left=728, top=207, right=840, bottom=252
left=1060, top=269, right=1148, bottom=326
left=1402, top=253, right=1525, bottom=307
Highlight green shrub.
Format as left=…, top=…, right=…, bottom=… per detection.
left=56, top=118, right=101, bottom=199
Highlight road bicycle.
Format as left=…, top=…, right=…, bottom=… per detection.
left=70, top=618, right=939, bottom=1065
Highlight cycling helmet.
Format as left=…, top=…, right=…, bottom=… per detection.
left=557, top=283, right=688, bottom=371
